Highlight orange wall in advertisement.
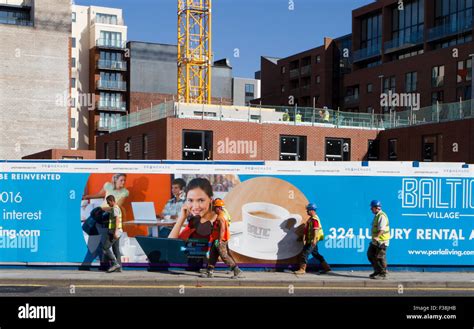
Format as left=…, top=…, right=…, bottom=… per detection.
left=84, top=174, right=172, bottom=237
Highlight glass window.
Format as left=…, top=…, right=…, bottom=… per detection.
left=96, top=13, right=118, bottom=25
left=367, top=83, right=373, bottom=93
left=142, top=134, right=148, bottom=159
left=71, top=118, right=76, bottom=128
left=115, top=140, right=120, bottom=159
left=71, top=78, right=76, bottom=88
left=388, top=139, right=398, bottom=160
left=104, top=143, right=109, bottom=159
left=72, top=37, right=76, bottom=48
left=182, top=130, right=213, bottom=160
left=71, top=57, right=76, bottom=68
left=325, top=138, right=351, bottom=161
left=70, top=138, right=76, bottom=149
left=368, top=140, right=379, bottom=160
left=280, top=136, right=307, bottom=161
left=392, top=0, right=424, bottom=43
left=432, top=65, right=445, bottom=87
left=457, top=58, right=472, bottom=82
left=72, top=12, right=76, bottom=23
left=405, top=72, right=418, bottom=92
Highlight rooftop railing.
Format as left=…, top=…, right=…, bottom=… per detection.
left=109, top=99, right=474, bottom=133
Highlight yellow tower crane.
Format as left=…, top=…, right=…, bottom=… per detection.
left=177, top=0, right=212, bottom=104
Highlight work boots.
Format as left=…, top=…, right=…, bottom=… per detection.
left=201, top=268, right=214, bottom=278
left=232, top=266, right=244, bottom=279
left=294, top=264, right=307, bottom=275
left=319, top=261, right=332, bottom=274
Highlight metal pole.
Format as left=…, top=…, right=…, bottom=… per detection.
left=437, top=101, right=440, bottom=122
left=259, top=101, right=262, bottom=123
left=312, top=97, right=315, bottom=126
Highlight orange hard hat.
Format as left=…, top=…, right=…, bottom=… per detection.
left=213, top=199, right=225, bottom=207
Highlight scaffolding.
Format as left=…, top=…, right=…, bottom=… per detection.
left=177, top=0, right=212, bottom=104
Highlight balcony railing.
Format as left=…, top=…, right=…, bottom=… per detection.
left=96, top=101, right=127, bottom=112
left=97, top=80, right=127, bottom=91
left=96, top=38, right=126, bottom=49
left=344, top=94, right=360, bottom=105
left=97, top=59, right=127, bottom=71
left=289, top=68, right=299, bottom=79
left=0, top=17, right=32, bottom=26
left=384, top=30, right=424, bottom=53
left=110, top=99, right=474, bottom=133
left=428, top=15, right=473, bottom=41
left=353, top=45, right=381, bottom=62
left=300, top=65, right=311, bottom=76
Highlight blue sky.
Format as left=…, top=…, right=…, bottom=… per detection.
left=76, top=0, right=373, bottom=78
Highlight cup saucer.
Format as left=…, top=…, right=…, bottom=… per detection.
left=228, top=221, right=303, bottom=260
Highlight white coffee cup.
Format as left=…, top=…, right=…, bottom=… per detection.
left=241, top=202, right=302, bottom=253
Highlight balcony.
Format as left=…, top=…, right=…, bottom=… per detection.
left=97, top=80, right=127, bottom=91
left=95, top=121, right=114, bottom=131
left=300, top=65, right=311, bottom=76
left=97, top=59, right=127, bottom=71
left=96, top=38, right=126, bottom=49
left=289, top=68, right=299, bottom=79
left=427, top=15, right=473, bottom=42
left=384, top=30, right=424, bottom=53
left=353, top=45, right=381, bottom=62
left=344, top=94, right=360, bottom=105
left=96, top=101, right=127, bottom=112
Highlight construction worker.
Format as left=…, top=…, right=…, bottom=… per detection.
left=367, top=200, right=390, bottom=279
left=201, top=199, right=243, bottom=279
left=295, top=203, right=331, bottom=275
left=295, top=111, right=302, bottom=123
left=212, top=198, right=231, bottom=223
left=282, top=109, right=290, bottom=122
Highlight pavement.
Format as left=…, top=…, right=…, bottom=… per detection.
left=0, top=269, right=473, bottom=296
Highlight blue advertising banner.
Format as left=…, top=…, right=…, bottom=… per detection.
left=0, top=161, right=472, bottom=267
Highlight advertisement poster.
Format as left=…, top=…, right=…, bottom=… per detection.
left=0, top=161, right=473, bottom=268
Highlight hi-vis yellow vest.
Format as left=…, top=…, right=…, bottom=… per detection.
left=372, top=210, right=390, bottom=242
left=306, top=215, right=324, bottom=242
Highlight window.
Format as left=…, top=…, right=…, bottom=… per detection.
left=391, top=0, right=424, bottom=44
left=457, top=85, right=472, bottom=100
left=422, top=135, right=440, bottom=162
left=142, top=134, right=148, bottom=160
left=435, top=0, right=473, bottom=29
left=405, top=72, right=418, bottom=92
left=316, top=55, right=321, bottom=63
left=71, top=98, right=76, bottom=107
left=70, top=138, right=76, bottom=149
left=245, top=84, right=255, bottom=103
left=72, top=37, right=76, bottom=48
left=367, top=83, right=373, bottom=93
left=115, top=140, right=120, bottom=159
left=432, top=65, right=445, bottom=87
left=96, top=13, right=118, bottom=25
left=182, top=130, right=213, bottom=160
left=361, top=13, right=382, bottom=51
left=383, top=76, right=396, bottom=113
left=71, top=57, right=76, bottom=68
left=104, top=143, right=109, bottom=159
left=71, top=78, right=76, bottom=88
left=432, top=91, right=444, bottom=104
left=325, top=138, right=351, bottom=161
left=71, top=118, right=76, bottom=128
left=280, top=136, right=307, bottom=161
left=316, top=75, right=321, bottom=84
left=368, top=140, right=379, bottom=160
left=281, top=85, right=285, bottom=93
left=126, top=137, right=132, bottom=159
left=281, top=66, right=286, bottom=74
left=388, top=139, right=398, bottom=160
left=72, top=12, right=76, bottom=23
left=457, top=58, right=472, bottom=83
left=99, top=31, right=122, bottom=47
left=0, top=6, right=32, bottom=26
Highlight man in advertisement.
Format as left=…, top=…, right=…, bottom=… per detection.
left=295, top=203, right=331, bottom=275
left=367, top=200, right=390, bottom=280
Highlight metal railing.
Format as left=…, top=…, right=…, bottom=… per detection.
left=97, top=60, right=126, bottom=71
left=109, top=99, right=474, bottom=132
left=428, top=15, right=473, bottom=41
left=96, top=101, right=127, bottom=112
left=97, top=80, right=127, bottom=91
left=384, top=30, right=424, bottom=52
left=96, top=38, right=126, bottom=49
left=353, top=45, right=381, bottom=62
